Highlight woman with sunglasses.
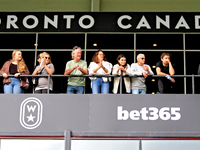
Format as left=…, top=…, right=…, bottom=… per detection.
left=88, top=49, right=112, bottom=94
left=32, top=52, right=54, bottom=93
left=112, top=54, right=131, bottom=94
left=0, top=50, right=30, bottom=93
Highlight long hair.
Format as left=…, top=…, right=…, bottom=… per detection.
left=116, top=54, right=127, bottom=67
left=11, top=50, right=26, bottom=73
left=92, top=49, right=107, bottom=63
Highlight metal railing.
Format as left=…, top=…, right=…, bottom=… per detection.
left=1, top=74, right=200, bottom=94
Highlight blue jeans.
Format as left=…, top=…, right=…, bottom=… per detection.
left=132, top=89, right=146, bottom=94
left=4, top=77, right=24, bottom=94
left=67, top=85, right=84, bottom=94
left=92, top=78, right=109, bottom=94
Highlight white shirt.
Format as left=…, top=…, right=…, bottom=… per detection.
left=88, top=60, right=113, bottom=83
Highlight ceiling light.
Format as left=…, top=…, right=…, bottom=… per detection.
left=93, top=43, right=97, bottom=46
left=152, top=65, right=156, bottom=68
left=153, top=43, right=157, bottom=47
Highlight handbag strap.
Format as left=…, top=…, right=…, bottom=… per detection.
left=38, top=67, right=45, bottom=75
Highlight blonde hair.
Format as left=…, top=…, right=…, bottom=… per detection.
left=11, top=50, right=26, bottom=73
left=40, top=52, right=52, bottom=64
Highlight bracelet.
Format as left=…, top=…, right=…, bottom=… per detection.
left=143, top=71, right=148, bottom=74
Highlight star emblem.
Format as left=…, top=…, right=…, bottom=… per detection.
left=26, top=114, right=36, bottom=122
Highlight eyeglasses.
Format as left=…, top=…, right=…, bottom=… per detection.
left=141, top=58, right=145, bottom=60
left=45, top=57, right=50, bottom=59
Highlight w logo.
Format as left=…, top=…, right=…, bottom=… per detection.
left=20, top=97, right=43, bottom=129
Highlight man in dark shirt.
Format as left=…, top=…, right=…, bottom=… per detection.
left=156, top=53, right=175, bottom=94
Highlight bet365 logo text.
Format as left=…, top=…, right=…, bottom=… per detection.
left=20, top=97, right=43, bottom=129
left=117, top=106, right=181, bottom=121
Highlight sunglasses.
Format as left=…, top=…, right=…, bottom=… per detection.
left=141, top=58, right=145, bottom=60
left=45, top=57, right=50, bottom=59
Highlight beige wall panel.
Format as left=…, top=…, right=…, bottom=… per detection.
left=101, top=0, right=200, bottom=12
left=0, top=0, right=91, bottom=12
left=0, top=0, right=200, bottom=12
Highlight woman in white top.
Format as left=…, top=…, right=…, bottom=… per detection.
left=112, top=54, right=131, bottom=94
left=88, top=50, right=112, bottom=94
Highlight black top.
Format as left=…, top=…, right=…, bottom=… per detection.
left=9, top=63, right=18, bottom=75
left=156, top=61, right=175, bottom=74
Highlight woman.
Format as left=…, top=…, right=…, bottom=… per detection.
left=112, top=54, right=131, bottom=94
left=0, top=50, right=30, bottom=94
left=88, top=50, right=112, bottom=94
left=32, top=52, right=54, bottom=93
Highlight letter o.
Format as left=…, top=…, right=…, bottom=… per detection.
left=23, top=15, right=39, bottom=29
left=79, top=15, right=94, bottom=29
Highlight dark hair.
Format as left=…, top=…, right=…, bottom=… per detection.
left=161, top=52, right=171, bottom=59
left=116, top=54, right=127, bottom=67
left=92, top=49, right=107, bottom=63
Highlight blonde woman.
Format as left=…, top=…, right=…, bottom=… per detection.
left=0, top=50, right=30, bottom=93
left=32, top=52, right=54, bottom=93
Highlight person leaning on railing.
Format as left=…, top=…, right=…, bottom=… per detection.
left=32, top=52, right=54, bottom=94
left=0, top=50, right=30, bottom=94
left=131, top=54, right=154, bottom=94
left=88, top=49, right=112, bottom=94
left=156, top=52, right=175, bottom=94
left=112, top=54, right=131, bottom=94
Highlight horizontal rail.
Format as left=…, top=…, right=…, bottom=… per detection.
left=0, top=74, right=199, bottom=94
left=0, top=74, right=200, bottom=77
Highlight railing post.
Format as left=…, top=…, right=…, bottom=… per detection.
left=120, top=75, right=122, bottom=94
left=47, top=75, right=50, bottom=94
left=192, top=74, right=195, bottom=94
left=139, top=140, right=142, bottom=150
left=64, top=130, right=71, bottom=150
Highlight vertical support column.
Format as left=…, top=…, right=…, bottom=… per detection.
left=183, top=33, right=187, bottom=94
left=120, top=75, right=122, bottom=94
left=34, top=33, right=38, bottom=66
left=84, top=33, right=87, bottom=94
left=134, top=33, right=136, bottom=63
left=47, top=75, right=50, bottom=94
left=33, top=33, right=38, bottom=94
left=84, top=33, right=87, bottom=61
left=64, top=130, right=71, bottom=150
left=192, top=74, right=195, bottom=94
left=91, top=0, right=100, bottom=12
left=139, top=140, right=142, bottom=150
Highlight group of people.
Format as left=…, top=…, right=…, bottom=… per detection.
left=0, top=47, right=175, bottom=94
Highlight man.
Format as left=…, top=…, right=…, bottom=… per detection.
left=156, top=52, right=175, bottom=94
left=131, top=54, right=154, bottom=94
left=64, top=46, right=88, bottom=94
